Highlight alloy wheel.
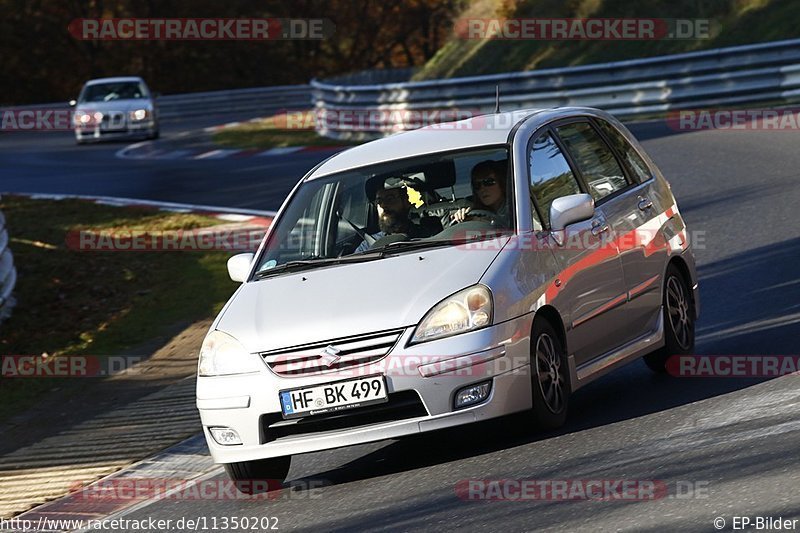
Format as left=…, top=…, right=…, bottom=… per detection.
left=535, top=333, right=565, bottom=414
left=666, top=275, right=693, bottom=350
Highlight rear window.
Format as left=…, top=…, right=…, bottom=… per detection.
left=595, top=119, right=653, bottom=184
left=555, top=122, right=629, bottom=202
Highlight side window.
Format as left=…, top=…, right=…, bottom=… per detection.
left=529, top=132, right=581, bottom=228
left=279, top=184, right=331, bottom=261
left=337, top=181, right=368, bottom=228
left=555, top=122, right=629, bottom=202
left=334, top=181, right=369, bottom=249
left=595, top=119, right=653, bottom=184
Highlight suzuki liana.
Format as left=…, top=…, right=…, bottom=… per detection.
left=196, top=108, right=699, bottom=490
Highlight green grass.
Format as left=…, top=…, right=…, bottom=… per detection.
left=0, top=196, right=240, bottom=422
left=415, top=0, right=798, bottom=80
left=213, top=111, right=360, bottom=149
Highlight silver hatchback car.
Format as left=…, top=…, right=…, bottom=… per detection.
left=196, top=107, right=699, bottom=489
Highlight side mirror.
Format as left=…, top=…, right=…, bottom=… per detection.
left=549, top=193, right=595, bottom=245
left=227, top=253, right=254, bottom=282
left=68, top=100, right=77, bottom=107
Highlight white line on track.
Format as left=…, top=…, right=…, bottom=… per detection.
left=194, top=149, right=241, bottom=159
left=4, top=192, right=277, bottom=217
left=114, top=140, right=153, bottom=160
left=158, top=149, right=194, bottom=159
left=258, top=146, right=304, bottom=156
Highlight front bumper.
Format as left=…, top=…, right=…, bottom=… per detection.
left=75, top=121, right=156, bottom=141
left=197, top=315, right=534, bottom=464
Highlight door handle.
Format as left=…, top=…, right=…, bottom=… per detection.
left=637, top=197, right=653, bottom=211
left=591, top=220, right=610, bottom=236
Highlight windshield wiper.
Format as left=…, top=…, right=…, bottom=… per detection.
left=367, top=232, right=512, bottom=256
left=254, top=254, right=384, bottom=279
left=253, top=260, right=317, bottom=279
left=366, top=239, right=457, bottom=256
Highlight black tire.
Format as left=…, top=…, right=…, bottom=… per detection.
left=147, top=129, right=160, bottom=140
left=223, top=456, right=291, bottom=495
left=530, top=319, right=570, bottom=429
left=643, top=264, right=696, bottom=373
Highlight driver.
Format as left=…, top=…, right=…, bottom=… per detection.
left=355, top=181, right=426, bottom=253
left=451, top=160, right=509, bottom=225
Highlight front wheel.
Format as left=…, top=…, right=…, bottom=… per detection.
left=530, top=319, right=570, bottom=429
left=643, top=264, right=696, bottom=373
left=224, top=456, right=291, bottom=495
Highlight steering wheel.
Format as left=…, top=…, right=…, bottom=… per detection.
left=465, top=209, right=496, bottom=220
left=448, top=208, right=496, bottom=226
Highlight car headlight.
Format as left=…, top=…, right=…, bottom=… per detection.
left=198, top=330, right=262, bottom=376
left=129, top=109, right=149, bottom=121
left=74, top=112, right=92, bottom=125
left=410, top=285, right=493, bottom=344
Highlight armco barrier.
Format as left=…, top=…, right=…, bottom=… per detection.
left=156, top=84, right=311, bottom=118
left=310, top=38, right=800, bottom=139
left=0, top=195, right=17, bottom=324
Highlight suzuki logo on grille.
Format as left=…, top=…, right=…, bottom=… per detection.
left=319, top=345, right=342, bottom=367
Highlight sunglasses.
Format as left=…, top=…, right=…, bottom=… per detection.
left=472, top=177, right=497, bottom=190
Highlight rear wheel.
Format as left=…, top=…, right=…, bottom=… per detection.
left=643, top=264, right=695, bottom=372
left=530, top=319, right=570, bottom=429
left=223, top=456, right=291, bottom=495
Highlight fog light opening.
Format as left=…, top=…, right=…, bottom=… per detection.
left=209, top=426, right=242, bottom=446
left=454, top=381, right=492, bottom=410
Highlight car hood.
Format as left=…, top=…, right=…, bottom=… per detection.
left=215, top=241, right=507, bottom=352
left=75, top=99, right=152, bottom=113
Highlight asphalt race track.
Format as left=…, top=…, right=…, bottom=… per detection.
left=2, top=115, right=799, bottom=531
left=0, top=113, right=336, bottom=211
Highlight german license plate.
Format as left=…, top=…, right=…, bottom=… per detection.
left=101, top=113, right=126, bottom=131
left=279, top=375, right=387, bottom=419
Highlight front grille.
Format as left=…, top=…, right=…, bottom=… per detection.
left=101, top=111, right=126, bottom=130
left=261, top=329, right=404, bottom=377
left=260, top=390, right=427, bottom=443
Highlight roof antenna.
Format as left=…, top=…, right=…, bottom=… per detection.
left=494, top=85, right=501, bottom=114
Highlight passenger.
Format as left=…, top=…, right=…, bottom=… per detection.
left=451, top=160, right=510, bottom=225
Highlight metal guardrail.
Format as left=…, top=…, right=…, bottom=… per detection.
left=0, top=84, right=312, bottom=121
left=311, top=38, right=800, bottom=139
left=0, top=195, right=17, bottom=324
left=157, top=84, right=311, bottom=118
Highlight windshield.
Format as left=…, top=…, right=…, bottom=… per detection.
left=79, top=82, right=147, bottom=103
left=255, top=146, right=513, bottom=275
